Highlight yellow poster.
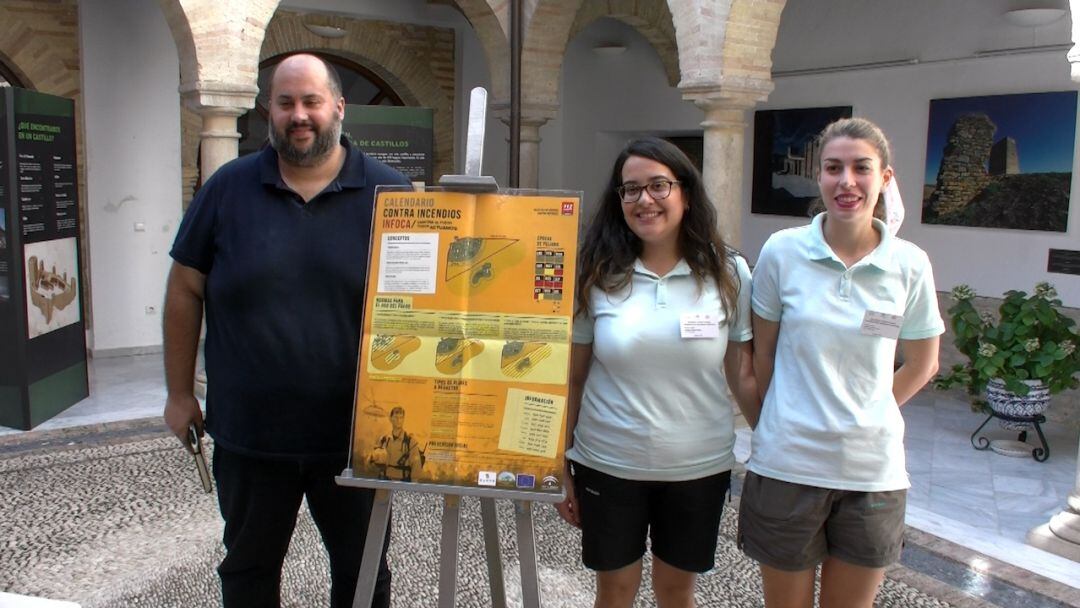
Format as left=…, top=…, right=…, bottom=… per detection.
left=349, top=190, right=580, bottom=496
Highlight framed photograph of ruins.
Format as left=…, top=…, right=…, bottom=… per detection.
left=922, top=91, right=1077, bottom=231
left=751, top=105, right=852, bottom=217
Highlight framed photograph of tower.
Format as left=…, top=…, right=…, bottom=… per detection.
left=751, top=105, right=852, bottom=217
left=922, top=91, right=1077, bottom=231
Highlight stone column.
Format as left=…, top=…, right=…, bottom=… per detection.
left=179, top=82, right=257, bottom=398
left=680, top=88, right=767, bottom=249
left=1028, top=436, right=1080, bottom=560
left=517, top=116, right=547, bottom=189
left=680, top=84, right=771, bottom=436
left=180, top=82, right=259, bottom=180
left=1070, top=0, right=1080, bottom=80
left=493, top=102, right=557, bottom=189
left=1028, top=14, right=1080, bottom=558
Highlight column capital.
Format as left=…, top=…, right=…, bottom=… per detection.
left=1070, top=43, right=1080, bottom=82
left=182, top=83, right=256, bottom=181
left=490, top=101, right=559, bottom=127
left=180, top=81, right=259, bottom=114
left=679, top=78, right=773, bottom=112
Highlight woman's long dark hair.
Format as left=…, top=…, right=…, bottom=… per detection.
left=575, top=136, right=740, bottom=321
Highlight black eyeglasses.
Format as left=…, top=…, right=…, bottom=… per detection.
left=617, top=179, right=680, bottom=203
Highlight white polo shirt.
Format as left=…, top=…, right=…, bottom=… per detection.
left=750, top=215, right=944, bottom=491
left=567, top=255, right=753, bottom=481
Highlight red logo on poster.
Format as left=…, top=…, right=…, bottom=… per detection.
left=561, top=201, right=574, bottom=215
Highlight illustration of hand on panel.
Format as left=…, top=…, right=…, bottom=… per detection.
left=500, top=341, right=553, bottom=378
left=370, top=334, right=422, bottom=371
left=434, top=337, right=484, bottom=375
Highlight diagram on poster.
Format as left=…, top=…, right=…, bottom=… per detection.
left=350, top=189, right=581, bottom=494
left=445, top=237, right=523, bottom=295
left=24, top=237, right=80, bottom=338
left=500, top=341, right=553, bottom=378
left=370, top=334, right=422, bottom=371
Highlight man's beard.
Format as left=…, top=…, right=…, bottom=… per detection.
left=269, top=115, right=342, bottom=167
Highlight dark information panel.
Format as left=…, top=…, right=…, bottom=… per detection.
left=343, top=105, right=434, bottom=185
left=0, top=87, right=87, bottom=430
left=1048, top=249, right=1080, bottom=276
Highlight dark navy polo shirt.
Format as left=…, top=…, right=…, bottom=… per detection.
left=170, top=140, right=410, bottom=460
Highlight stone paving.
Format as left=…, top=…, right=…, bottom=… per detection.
left=0, top=425, right=985, bottom=608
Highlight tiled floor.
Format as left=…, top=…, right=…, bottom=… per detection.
left=3, top=353, right=1080, bottom=591
left=903, top=393, right=1077, bottom=543
left=898, top=392, right=1080, bottom=588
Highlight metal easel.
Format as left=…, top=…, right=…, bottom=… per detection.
left=339, top=87, right=554, bottom=608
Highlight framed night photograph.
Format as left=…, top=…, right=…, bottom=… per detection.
left=751, top=105, right=852, bottom=217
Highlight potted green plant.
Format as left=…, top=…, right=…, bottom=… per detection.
left=935, top=282, right=1080, bottom=429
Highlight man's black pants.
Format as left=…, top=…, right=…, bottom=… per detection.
left=213, top=444, right=391, bottom=608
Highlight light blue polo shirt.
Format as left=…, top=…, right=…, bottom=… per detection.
left=567, top=255, right=753, bottom=481
left=749, top=214, right=944, bottom=491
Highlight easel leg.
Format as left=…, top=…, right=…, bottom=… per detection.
left=514, top=500, right=542, bottom=608
left=481, top=497, right=508, bottom=608
left=352, top=489, right=392, bottom=608
left=438, top=494, right=462, bottom=608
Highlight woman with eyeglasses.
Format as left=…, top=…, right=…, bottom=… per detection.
left=740, top=118, right=943, bottom=608
left=556, top=137, right=758, bottom=608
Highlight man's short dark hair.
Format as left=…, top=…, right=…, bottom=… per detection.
left=268, top=53, right=343, bottom=100
left=389, top=406, right=405, bottom=417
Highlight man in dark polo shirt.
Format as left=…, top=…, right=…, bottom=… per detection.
left=163, top=53, right=409, bottom=608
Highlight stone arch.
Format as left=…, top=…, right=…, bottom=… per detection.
left=718, top=0, right=785, bottom=86
left=667, top=0, right=731, bottom=90
left=190, top=10, right=456, bottom=183
left=261, top=11, right=456, bottom=180
left=669, top=0, right=784, bottom=96
left=521, top=0, right=584, bottom=109
left=568, top=1, right=680, bottom=87
left=157, top=0, right=277, bottom=99
left=0, top=49, right=33, bottom=89
left=180, top=106, right=202, bottom=207
left=156, top=0, right=199, bottom=94
left=160, top=0, right=276, bottom=202
left=451, top=0, right=512, bottom=100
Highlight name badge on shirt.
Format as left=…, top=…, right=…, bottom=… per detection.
left=680, top=313, right=720, bottom=339
left=860, top=310, right=903, bottom=339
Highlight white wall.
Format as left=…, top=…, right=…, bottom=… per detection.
left=545, top=18, right=703, bottom=205
left=80, top=0, right=181, bottom=354
left=549, top=8, right=1080, bottom=307
left=744, top=52, right=1080, bottom=307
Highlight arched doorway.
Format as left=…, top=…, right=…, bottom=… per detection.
left=0, top=57, right=26, bottom=88
left=236, top=52, right=405, bottom=156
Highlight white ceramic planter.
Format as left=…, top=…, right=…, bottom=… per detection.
left=985, top=378, right=1051, bottom=430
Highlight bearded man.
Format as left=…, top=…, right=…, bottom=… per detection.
left=163, top=53, right=409, bottom=608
